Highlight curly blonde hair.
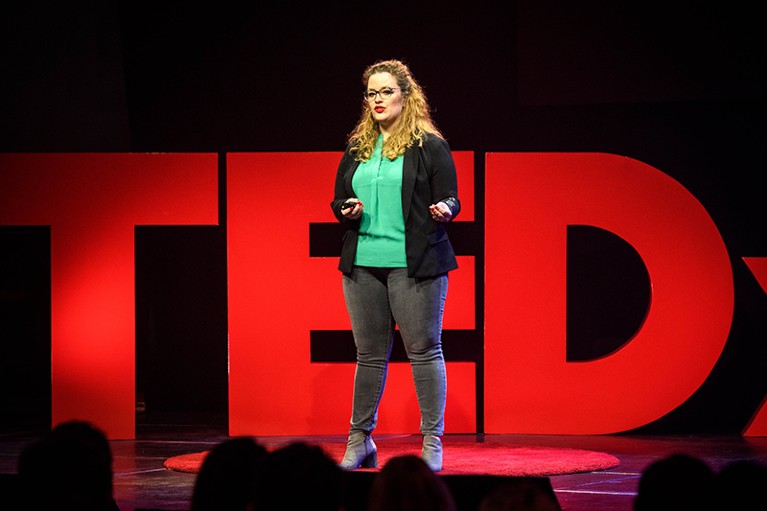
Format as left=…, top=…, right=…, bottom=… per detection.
left=348, top=59, right=443, bottom=161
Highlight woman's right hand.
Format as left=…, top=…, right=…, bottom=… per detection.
left=341, top=199, right=363, bottom=220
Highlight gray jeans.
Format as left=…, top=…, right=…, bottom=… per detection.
left=342, top=266, right=448, bottom=437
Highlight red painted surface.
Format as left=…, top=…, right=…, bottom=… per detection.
left=226, top=152, right=476, bottom=436
left=2, top=151, right=756, bottom=437
left=742, top=257, right=767, bottom=437
left=0, top=153, right=219, bottom=439
left=484, top=153, right=734, bottom=433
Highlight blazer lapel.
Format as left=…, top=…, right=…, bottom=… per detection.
left=344, top=158, right=360, bottom=193
left=401, top=147, right=418, bottom=223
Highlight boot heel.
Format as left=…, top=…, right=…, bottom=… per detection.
left=360, top=450, right=378, bottom=468
left=421, top=435, right=443, bottom=472
left=339, top=432, right=378, bottom=470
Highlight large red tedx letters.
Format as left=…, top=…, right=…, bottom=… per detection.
left=1, top=152, right=763, bottom=439
left=226, top=152, right=476, bottom=436
left=741, top=257, right=767, bottom=436
left=0, top=153, right=218, bottom=439
left=485, top=153, right=735, bottom=433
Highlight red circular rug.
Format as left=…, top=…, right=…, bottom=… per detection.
left=163, top=439, right=620, bottom=477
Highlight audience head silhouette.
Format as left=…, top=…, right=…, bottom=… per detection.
left=713, top=458, right=767, bottom=509
left=478, top=478, right=561, bottom=511
left=190, top=436, right=267, bottom=511
left=16, top=420, right=119, bottom=511
left=633, top=452, right=716, bottom=511
left=366, top=454, right=457, bottom=511
left=250, top=441, right=344, bottom=511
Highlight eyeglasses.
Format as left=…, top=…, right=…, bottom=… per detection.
left=364, top=87, right=400, bottom=101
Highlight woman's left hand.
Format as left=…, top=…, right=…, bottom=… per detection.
left=429, top=202, right=452, bottom=223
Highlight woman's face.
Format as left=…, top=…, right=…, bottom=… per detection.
left=365, top=72, right=404, bottom=131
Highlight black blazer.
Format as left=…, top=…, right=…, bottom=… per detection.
left=330, top=134, right=461, bottom=278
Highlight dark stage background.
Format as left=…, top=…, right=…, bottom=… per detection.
left=1, top=1, right=765, bottom=434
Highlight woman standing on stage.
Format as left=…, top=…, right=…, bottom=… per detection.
left=330, top=59, right=460, bottom=472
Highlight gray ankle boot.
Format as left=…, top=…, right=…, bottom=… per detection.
left=339, top=431, right=378, bottom=470
left=421, top=434, right=443, bottom=472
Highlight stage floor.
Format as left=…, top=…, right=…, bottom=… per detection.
left=2, top=420, right=766, bottom=511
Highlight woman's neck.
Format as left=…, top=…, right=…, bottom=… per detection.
left=379, top=118, right=400, bottom=141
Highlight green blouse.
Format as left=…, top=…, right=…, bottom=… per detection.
left=352, top=136, right=407, bottom=267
